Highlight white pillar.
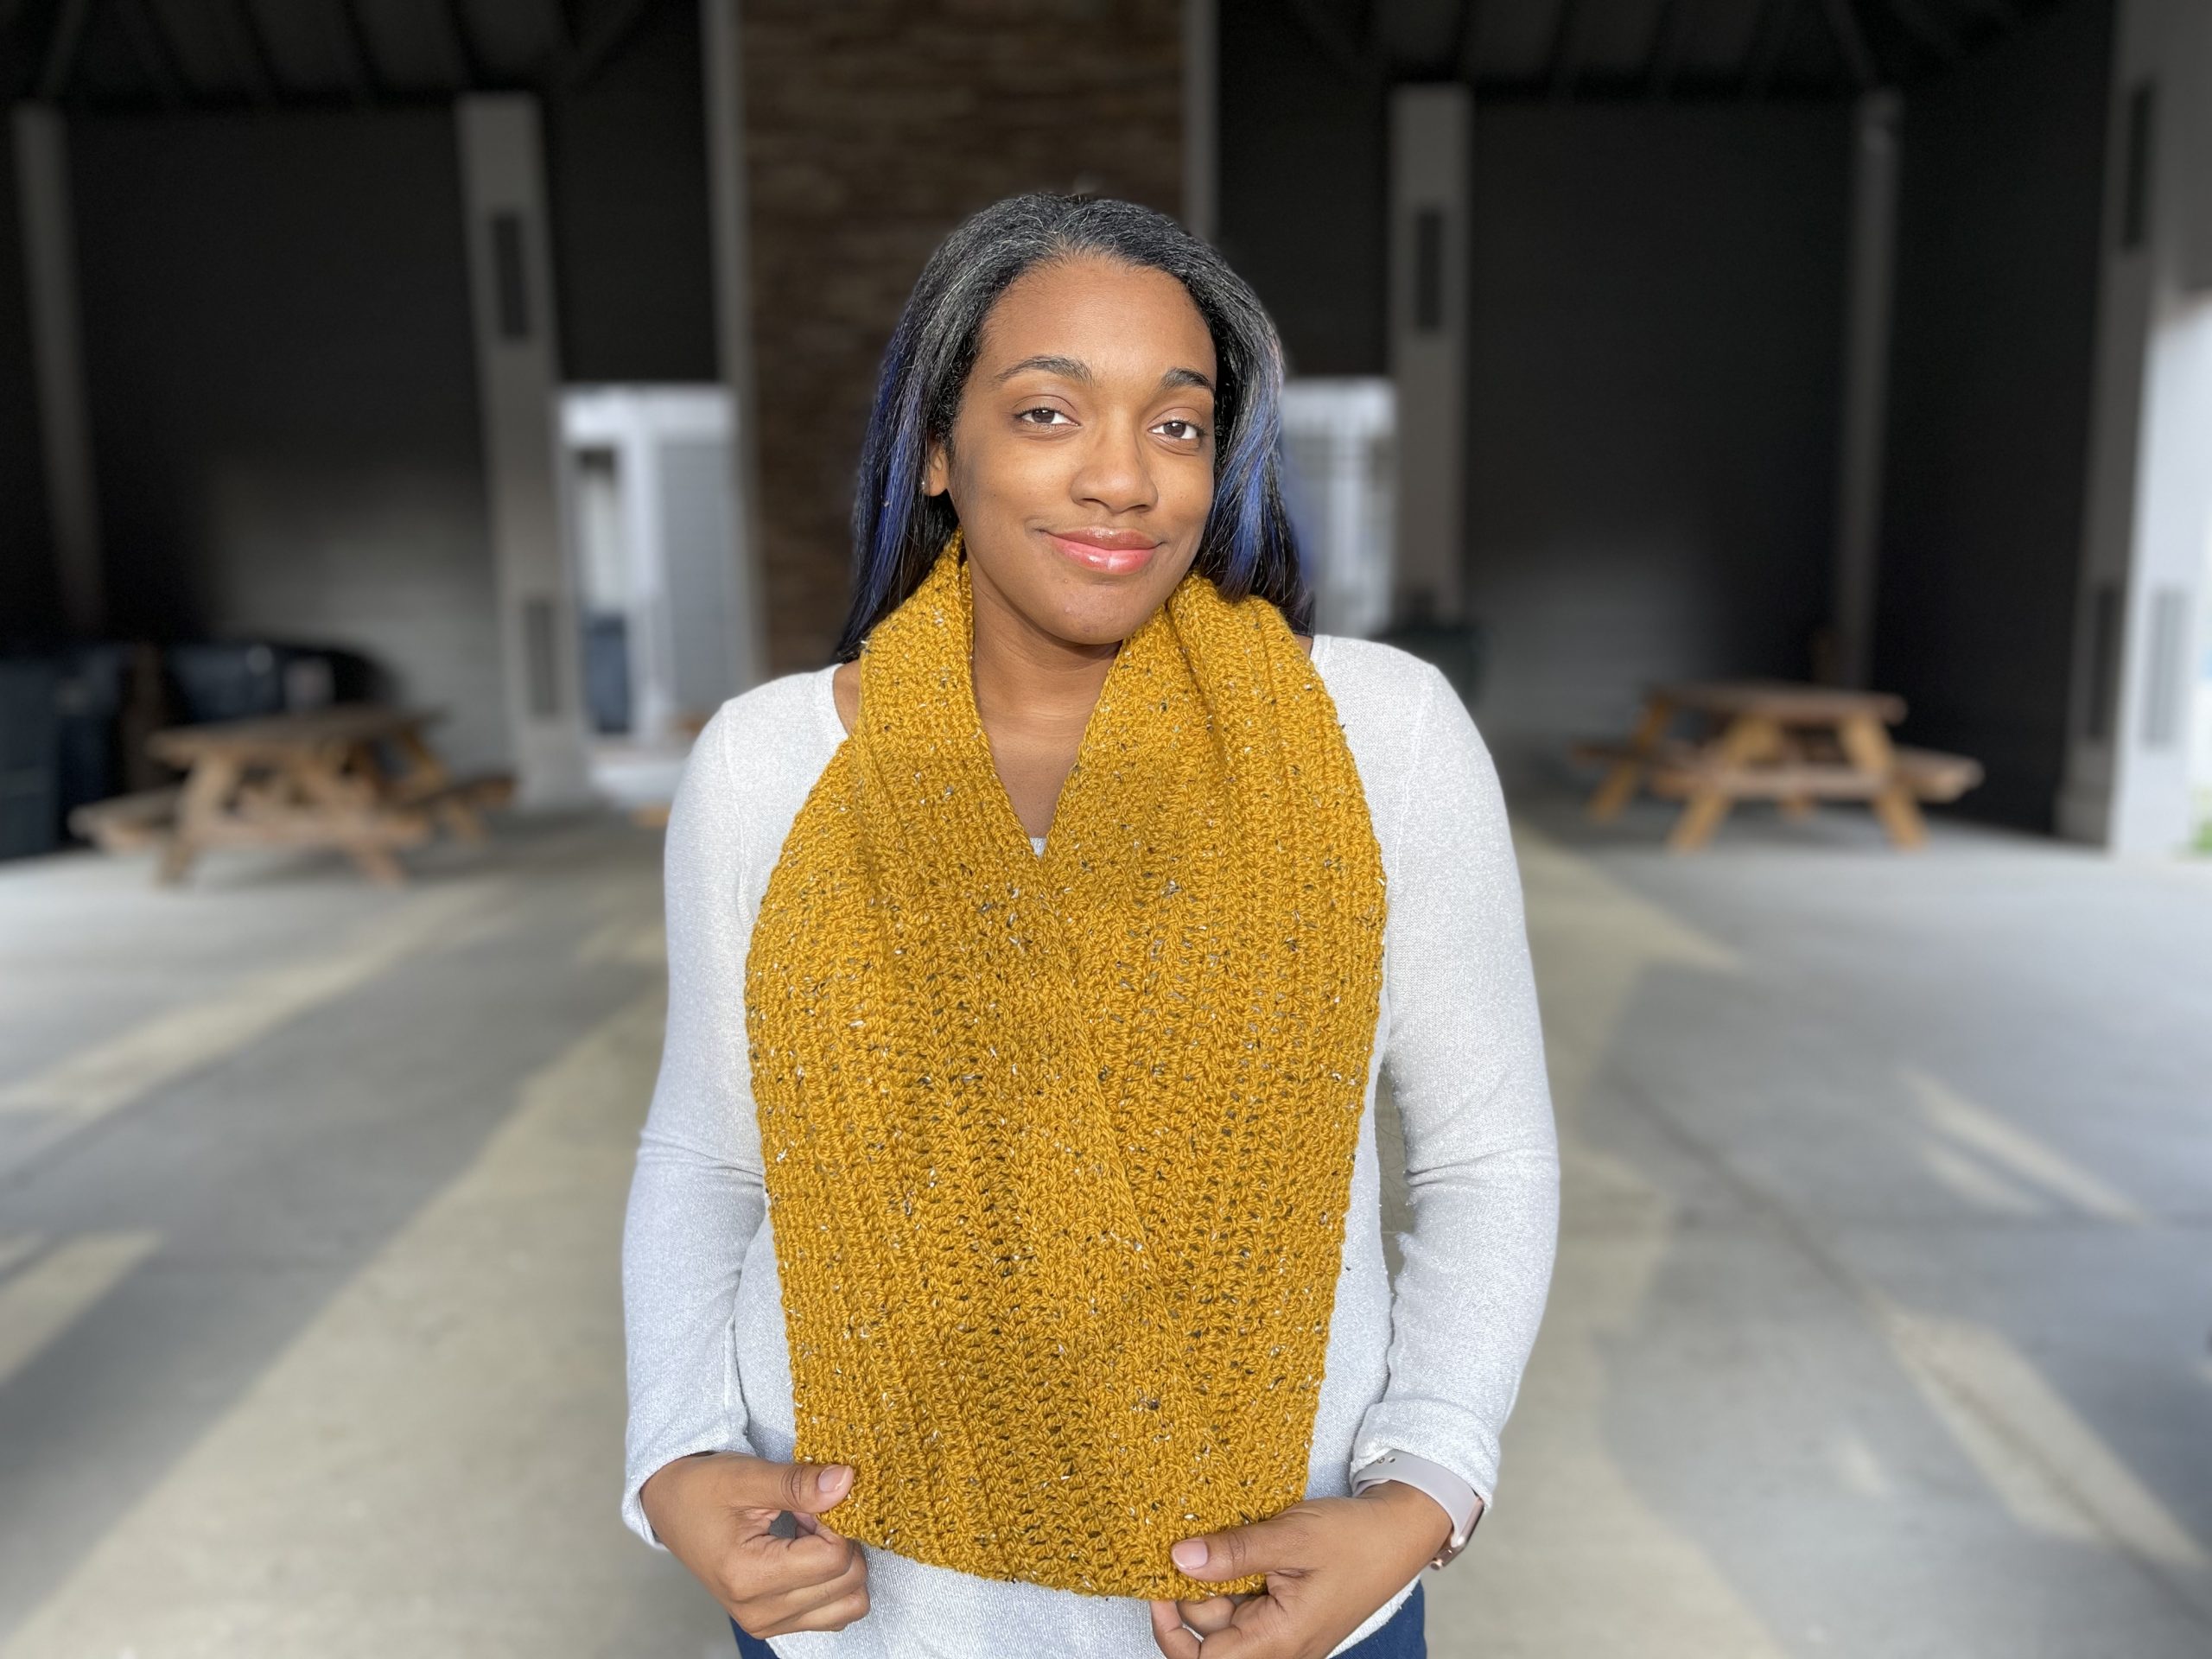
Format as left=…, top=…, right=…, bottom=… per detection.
left=699, top=0, right=772, bottom=692
left=455, top=93, right=594, bottom=808
left=12, top=105, right=102, bottom=636
left=1388, top=86, right=1471, bottom=628
left=2057, top=0, right=2212, bottom=853
left=1832, top=89, right=1899, bottom=689
left=1183, top=0, right=1217, bottom=241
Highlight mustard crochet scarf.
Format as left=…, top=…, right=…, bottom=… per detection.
left=745, top=535, right=1387, bottom=1599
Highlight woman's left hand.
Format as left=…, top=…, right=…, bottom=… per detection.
left=1146, top=1481, right=1458, bottom=1658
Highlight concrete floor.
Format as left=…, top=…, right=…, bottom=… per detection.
left=1, top=796, right=2208, bottom=1656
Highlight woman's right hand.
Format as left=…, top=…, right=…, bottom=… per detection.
left=640, top=1452, right=871, bottom=1638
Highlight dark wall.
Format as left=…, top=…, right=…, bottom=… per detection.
left=1465, top=104, right=1853, bottom=751
left=1217, top=0, right=1388, bottom=377
left=1218, top=33, right=1853, bottom=756
left=544, top=0, right=718, bottom=384
left=1875, top=0, right=2113, bottom=831
left=69, top=110, right=507, bottom=768
left=0, top=119, right=58, bottom=644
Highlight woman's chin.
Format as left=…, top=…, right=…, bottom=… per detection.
left=1045, top=565, right=1193, bottom=640
left=973, top=573, right=1133, bottom=645
left=1040, top=593, right=1167, bottom=649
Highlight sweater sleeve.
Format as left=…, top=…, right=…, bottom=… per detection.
left=1348, top=662, right=1561, bottom=1515
left=620, top=703, right=769, bottom=1548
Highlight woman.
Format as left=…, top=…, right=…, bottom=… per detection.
left=621, top=193, right=1559, bottom=1659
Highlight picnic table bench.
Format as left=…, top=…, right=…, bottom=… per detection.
left=1573, top=680, right=1982, bottom=853
left=69, top=704, right=512, bottom=887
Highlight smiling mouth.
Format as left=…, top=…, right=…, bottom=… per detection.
left=1041, top=530, right=1161, bottom=575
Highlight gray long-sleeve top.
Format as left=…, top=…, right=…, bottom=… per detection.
left=621, top=635, right=1560, bottom=1657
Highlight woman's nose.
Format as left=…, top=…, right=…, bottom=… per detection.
left=1069, top=419, right=1159, bottom=516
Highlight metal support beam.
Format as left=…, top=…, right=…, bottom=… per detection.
left=438, top=0, right=487, bottom=87
left=136, top=0, right=203, bottom=99
left=542, top=0, right=575, bottom=54
left=1547, top=0, right=1586, bottom=98
left=1816, top=0, right=1879, bottom=89
left=13, top=105, right=105, bottom=635
left=1882, top=0, right=1963, bottom=64
left=1644, top=0, right=1689, bottom=99
left=321, top=0, right=379, bottom=104
left=37, top=0, right=96, bottom=99
left=220, top=0, right=278, bottom=105
left=560, top=0, right=659, bottom=92
left=1453, top=0, right=1489, bottom=81
left=1285, top=0, right=1382, bottom=79
left=114, top=0, right=187, bottom=106
left=1746, top=0, right=1796, bottom=98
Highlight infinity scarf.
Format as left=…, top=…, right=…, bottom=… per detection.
left=744, top=536, right=1387, bottom=1599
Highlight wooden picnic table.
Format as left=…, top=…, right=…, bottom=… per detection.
left=1574, top=679, right=1982, bottom=853
left=71, top=703, right=512, bottom=887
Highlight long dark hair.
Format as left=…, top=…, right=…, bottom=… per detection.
left=833, top=193, right=1309, bottom=662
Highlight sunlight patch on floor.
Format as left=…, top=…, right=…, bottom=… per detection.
left=0, top=1234, right=161, bottom=1389
left=0, top=985, right=715, bottom=1659
left=1903, top=1067, right=2147, bottom=1224
left=0, top=885, right=513, bottom=1183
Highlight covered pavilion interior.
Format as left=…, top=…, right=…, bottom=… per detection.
left=0, top=2, right=2208, bottom=1654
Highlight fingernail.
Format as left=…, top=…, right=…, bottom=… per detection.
left=1171, top=1540, right=1207, bottom=1572
left=817, top=1465, right=852, bottom=1499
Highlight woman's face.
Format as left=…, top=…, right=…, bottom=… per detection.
left=925, top=255, right=1219, bottom=652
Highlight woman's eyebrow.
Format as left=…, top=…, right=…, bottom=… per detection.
left=993, top=353, right=1091, bottom=385
left=989, top=356, right=1216, bottom=394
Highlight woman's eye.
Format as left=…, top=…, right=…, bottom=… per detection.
left=1017, top=406, right=1071, bottom=426
left=1154, top=419, right=1206, bottom=442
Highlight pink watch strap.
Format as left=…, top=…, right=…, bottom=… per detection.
left=1350, top=1450, right=1484, bottom=1567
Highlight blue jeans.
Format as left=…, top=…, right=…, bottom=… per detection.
left=731, top=1578, right=1427, bottom=1656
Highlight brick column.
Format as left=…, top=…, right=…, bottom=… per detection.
left=734, top=0, right=1185, bottom=672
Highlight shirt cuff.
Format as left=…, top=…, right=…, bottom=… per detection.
left=623, top=1434, right=754, bottom=1549
left=1350, top=1449, right=1483, bottom=1552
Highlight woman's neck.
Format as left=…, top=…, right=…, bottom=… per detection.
left=969, top=579, right=1122, bottom=752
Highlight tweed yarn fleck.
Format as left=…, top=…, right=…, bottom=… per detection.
left=743, top=536, right=1387, bottom=1600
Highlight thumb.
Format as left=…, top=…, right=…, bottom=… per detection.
left=734, top=1457, right=855, bottom=1517
left=1168, top=1512, right=1305, bottom=1584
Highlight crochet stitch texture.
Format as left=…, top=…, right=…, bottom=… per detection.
left=744, top=538, right=1387, bottom=1599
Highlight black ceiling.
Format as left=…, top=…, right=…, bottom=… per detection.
left=0, top=0, right=665, bottom=107
left=0, top=0, right=2062, bottom=110
left=1294, top=0, right=2061, bottom=99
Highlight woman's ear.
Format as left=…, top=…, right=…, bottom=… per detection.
left=923, top=440, right=950, bottom=498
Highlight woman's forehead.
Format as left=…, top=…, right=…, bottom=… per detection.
left=976, top=258, right=1216, bottom=385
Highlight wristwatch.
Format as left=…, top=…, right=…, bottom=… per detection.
left=1349, top=1450, right=1484, bottom=1570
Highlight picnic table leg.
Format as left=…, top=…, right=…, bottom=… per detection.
left=1666, top=715, right=1780, bottom=854
left=1774, top=730, right=1816, bottom=821
left=156, top=755, right=240, bottom=887
left=1588, top=696, right=1674, bottom=822
left=391, top=728, right=487, bottom=843
left=1836, top=715, right=1927, bottom=849
left=289, top=747, right=413, bottom=887
left=348, top=845, right=409, bottom=887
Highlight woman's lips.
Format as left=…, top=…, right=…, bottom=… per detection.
left=1042, top=530, right=1160, bottom=575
